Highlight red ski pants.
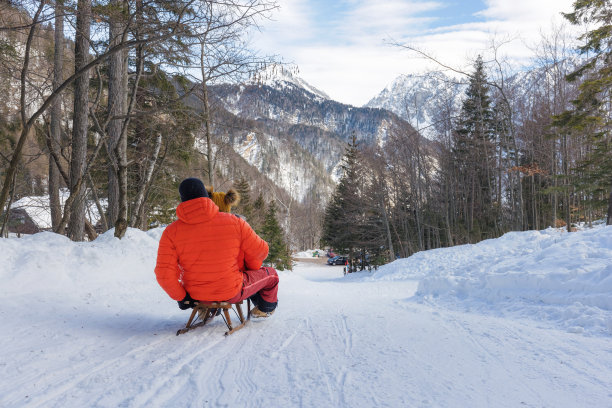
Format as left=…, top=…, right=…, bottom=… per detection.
left=226, top=266, right=279, bottom=304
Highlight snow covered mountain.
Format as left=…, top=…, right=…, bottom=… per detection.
left=365, top=72, right=466, bottom=139
left=207, top=66, right=418, bottom=199
left=249, top=64, right=331, bottom=101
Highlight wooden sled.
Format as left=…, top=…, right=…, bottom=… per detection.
left=176, top=299, right=251, bottom=336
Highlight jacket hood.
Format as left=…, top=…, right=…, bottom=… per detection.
left=176, top=197, right=219, bottom=224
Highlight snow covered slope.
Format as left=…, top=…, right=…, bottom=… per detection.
left=10, top=189, right=105, bottom=230
left=371, top=225, right=612, bottom=336
left=0, top=226, right=610, bottom=407
left=210, top=67, right=417, bottom=189
left=365, top=72, right=465, bottom=139
left=249, top=64, right=331, bottom=101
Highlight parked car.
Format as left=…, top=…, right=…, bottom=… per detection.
left=331, top=256, right=348, bottom=265
left=327, top=256, right=339, bottom=265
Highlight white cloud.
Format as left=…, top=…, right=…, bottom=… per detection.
left=255, top=0, right=316, bottom=45
left=478, top=0, right=570, bottom=22
left=252, top=0, right=579, bottom=106
left=339, top=1, right=444, bottom=42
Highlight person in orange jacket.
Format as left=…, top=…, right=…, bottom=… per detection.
left=155, top=177, right=279, bottom=317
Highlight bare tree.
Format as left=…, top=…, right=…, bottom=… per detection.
left=66, top=0, right=92, bottom=241
left=49, top=0, right=64, bottom=230
left=188, top=0, right=278, bottom=186
left=106, top=0, right=129, bottom=230
left=0, top=1, right=200, bottom=238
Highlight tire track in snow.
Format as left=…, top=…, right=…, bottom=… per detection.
left=8, top=328, right=182, bottom=408
left=232, top=342, right=260, bottom=405
left=303, top=317, right=337, bottom=404
left=210, top=331, right=261, bottom=408
left=20, top=322, right=226, bottom=408
left=126, top=330, right=228, bottom=407
left=303, top=315, right=359, bottom=407
left=450, top=315, right=545, bottom=405
left=270, top=329, right=298, bottom=359
left=332, top=313, right=354, bottom=407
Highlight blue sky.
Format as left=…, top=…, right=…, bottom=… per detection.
left=427, top=1, right=486, bottom=29
left=251, top=0, right=577, bottom=106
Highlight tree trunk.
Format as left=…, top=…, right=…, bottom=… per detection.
left=379, top=191, right=395, bottom=262
left=88, top=173, right=108, bottom=231
left=200, top=43, right=214, bottom=186
left=114, top=23, right=144, bottom=239
left=106, top=0, right=129, bottom=229
left=114, top=139, right=129, bottom=238
left=131, top=133, right=162, bottom=228
left=50, top=1, right=64, bottom=231
left=0, top=172, right=17, bottom=238
left=68, top=0, right=92, bottom=241
left=0, top=3, right=191, bottom=219
left=562, top=133, right=571, bottom=232
left=0, top=2, right=45, bottom=237
left=607, top=177, right=612, bottom=225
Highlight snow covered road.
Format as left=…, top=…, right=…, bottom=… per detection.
left=1, top=230, right=611, bottom=407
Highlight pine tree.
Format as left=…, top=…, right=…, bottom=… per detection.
left=453, top=55, right=498, bottom=240
left=233, top=176, right=253, bottom=221
left=260, top=201, right=293, bottom=271
left=322, top=134, right=364, bottom=257
left=251, top=193, right=266, bottom=232
left=556, top=1, right=612, bottom=225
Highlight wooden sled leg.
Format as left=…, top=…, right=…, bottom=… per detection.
left=176, top=307, right=200, bottom=336
left=177, top=301, right=252, bottom=336
left=222, top=301, right=250, bottom=336
left=176, top=303, right=217, bottom=336
left=236, top=302, right=245, bottom=323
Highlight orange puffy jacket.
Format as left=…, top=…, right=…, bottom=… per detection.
left=155, top=197, right=269, bottom=301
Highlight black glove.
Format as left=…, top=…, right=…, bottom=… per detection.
left=178, top=292, right=196, bottom=310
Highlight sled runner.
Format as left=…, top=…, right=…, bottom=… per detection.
left=176, top=299, right=251, bottom=336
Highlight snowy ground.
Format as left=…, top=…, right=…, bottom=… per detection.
left=293, top=248, right=326, bottom=258
left=0, top=227, right=611, bottom=407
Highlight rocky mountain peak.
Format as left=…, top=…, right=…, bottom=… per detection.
left=365, top=72, right=466, bottom=139
left=248, top=64, right=331, bottom=101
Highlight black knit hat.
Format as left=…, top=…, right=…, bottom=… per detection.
left=179, top=178, right=209, bottom=202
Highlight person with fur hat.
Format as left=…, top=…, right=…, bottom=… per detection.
left=154, top=177, right=278, bottom=317
left=206, top=186, right=240, bottom=213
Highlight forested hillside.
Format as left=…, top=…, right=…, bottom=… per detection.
left=0, top=1, right=324, bottom=252
left=324, top=4, right=612, bottom=263
left=0, top=1, right=423, bottom=253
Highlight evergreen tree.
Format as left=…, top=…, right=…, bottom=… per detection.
left=233, top=176, right=253, bottom=221
left=453, top=56, right=498, bottom=240
left=260, top=201, right=293, bottom=271
left=556, top=1, right=612, bottom=225
left=322, top=134, right=364, bottom=257
left=251, top=193, right=266, bottom=232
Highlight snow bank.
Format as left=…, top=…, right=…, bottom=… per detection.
left=0, top=228, right=162, bottom=300
left=370, top=226, right=612, bottom=336
left=293, top=248, right=325, bottom=258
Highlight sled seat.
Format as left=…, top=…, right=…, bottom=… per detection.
left=176, top=299, right=251, bottom=336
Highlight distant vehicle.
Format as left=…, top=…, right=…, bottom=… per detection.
left=326, top=250, right=336, bottom=258
left=326, top=256, right=339, bottom=265
left=327, top=256, right=348, bottom=265
left=334, top=256, right=348, bottom=265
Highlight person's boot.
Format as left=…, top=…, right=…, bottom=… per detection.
left=251, top=306, right=275, bottom=318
